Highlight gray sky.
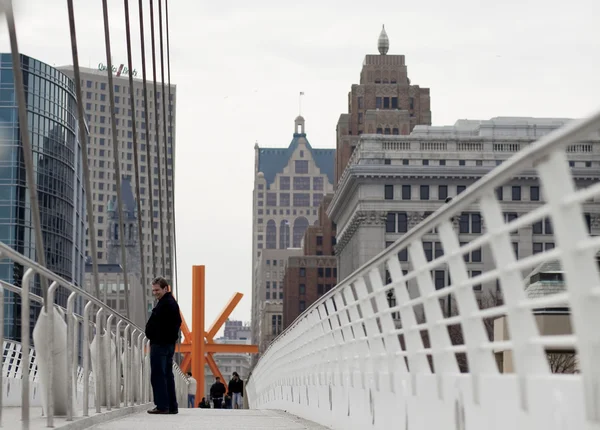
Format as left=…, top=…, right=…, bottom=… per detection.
left=2, top=0, right=599, bottom=333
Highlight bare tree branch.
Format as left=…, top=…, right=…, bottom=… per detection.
left=547, top=352, right=578, bottom=374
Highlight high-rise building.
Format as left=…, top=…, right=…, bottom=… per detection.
left=58, top=65, right=177, bottom=296
left=251, top=116, right=335, bottom=357
left=0, top=54, right=87, bottom=340
left=335, top=26, right=432, bottom=185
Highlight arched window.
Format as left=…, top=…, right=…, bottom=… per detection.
left=266, top=220, right=277, bottom=249
left=293, top=217, right=309, bottom=248
left=279, top=220, right=290, bottom=249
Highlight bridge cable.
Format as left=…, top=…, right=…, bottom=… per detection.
left=101, top=0, right=131, bottom=318
left=158, top=0, right=174, bottom=296
left=124, top=0, right=149, bottom=320
left=137, top=0, right=158, bottom=281
left=148, top=0, right=168, bottom=278
left=64, top=0, right=102, bottom=301
left=162, top=0, right=180, bottom=364
left=4, top=1, right=51, bottom=306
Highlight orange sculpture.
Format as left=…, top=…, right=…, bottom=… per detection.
left=175, top=265, right=258, bottom=405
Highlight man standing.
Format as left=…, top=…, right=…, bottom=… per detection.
left=186, top=372, right=197, bottom=408
left=228, top=372, right=244, bottom=409
left=145, top=277, right=182, bottom=414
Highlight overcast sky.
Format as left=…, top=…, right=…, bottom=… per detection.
left=1, top=0, right=599, bottom=333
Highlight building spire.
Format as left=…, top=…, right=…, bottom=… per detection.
left=378, top=24, right=389, bottom=55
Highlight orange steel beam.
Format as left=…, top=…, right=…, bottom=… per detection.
left=192, top=266, right=205, bottom=405
left=176, top=343, right=259, bottom=354
left=180, top=310, right=192, bottom=342
left=206, top=293, right=243, bottom=340
left=205, top=353, right=225, bottom=383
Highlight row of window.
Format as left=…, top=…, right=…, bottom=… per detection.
left=265, top=291, right=283, bottom=300
left=384, top=184, right=542, bottom=202
left=257, top=193, right=322, bottom=208
left=257, top=208, right=317, bottom=217
left=297, top=267, right=337, bottom=278
left=383, top=159, right=595, bottom=169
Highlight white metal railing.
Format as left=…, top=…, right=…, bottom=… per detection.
left=248, top=108, right=600, bottom=429
left=0, top=243, right=188, bottom=428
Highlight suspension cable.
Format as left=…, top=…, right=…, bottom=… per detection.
left=165, top=0, right=178, bottom=302
left=65, top=0, right=102, bottom=301
left=4, top=1, right=50, bottom=306
left=124, top=0, right=148, bottom=320
left=100, top=0, right=131, bottom=318
left=158, top=0, right=174, bottom=289
left=137, top=0, right=157, bottom=281
left=149, top=0, right=167, bottom=276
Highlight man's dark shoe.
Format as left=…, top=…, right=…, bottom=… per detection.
left=169, top=409, right=178, bottom=415
left=147, top=407, right=169, bottom=414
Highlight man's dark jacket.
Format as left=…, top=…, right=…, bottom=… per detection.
left=210, top=381, right=226, bottom=399
left=145, top=292, right=182, bottom=345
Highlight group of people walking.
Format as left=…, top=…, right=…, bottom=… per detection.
left=144, top=276, right=245, bottom=414
left=187, top=372, right=244, bottom=409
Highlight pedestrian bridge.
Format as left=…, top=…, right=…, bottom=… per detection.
left=2, top=0, right=600, bottom=429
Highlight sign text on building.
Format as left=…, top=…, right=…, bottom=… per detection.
left=98, top=62, right=138, bottom=78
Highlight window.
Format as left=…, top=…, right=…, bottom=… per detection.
left=386, top=212, right=408, bottom=233
left=496, top=187, right=503, bottom=201
left=391, top=97, right=398, bottom=109
left=438, top=185, right=448, bottom=200
left=293, top=193, right=310, bottom=207
left=295, top=160, right=309, bottom=174
left=313, top=194, right=323, bottom=207
left=512, top=242, right=519, bottom=259
left=299, top=301, right=306, bottom=312
left=471, top=270, right=482, bottom=291
left=423, top=160, right=429, bottom=166
left=457, top=185, right=466, bottom=194
left=402, top=185, right=411, bottom=200
left=316, top=236, right=323, bottom=246
left=459, top=160, right=466, bottom=166
left=293, top=177, right=310, bottom=190
left=434, top=270, right=446, bottom=290
left=530, top=186, right=540, bottom=201
left=434, top=242, right=444, bottom=258
left=512, top=186, right=521, bottom=201
left=420, top=185, right=430, bottom=200
left=266, top=193, right=277, bottom=206
left=440, top=160, right=446, bottom=166
left=384, top=185, right=394, bottom=200
left=533, top=218, right=553, bottom=235
left=280, top=176, right=290, bottom=190
left=533, top=242, right=555, bottom=254
left=423, top=242, right=433, bottom=261
left=299, top=268, right=306, bottom=277
left=299, top=284, right=306, bottom=294
left=317, top=284, right=324, bottom=295
left=313, top=177, right=324, bottom=191
left=459, top=213, right=481, bottom=234
left=279, top=193, right=290, bottom=206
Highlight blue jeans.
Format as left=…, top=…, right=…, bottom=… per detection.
left=188, top=394, right=196, bottom=408
left=150, top=344, right=177, bottom=411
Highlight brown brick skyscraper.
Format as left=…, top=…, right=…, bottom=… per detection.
left=335, top=25, right=432, bottom=185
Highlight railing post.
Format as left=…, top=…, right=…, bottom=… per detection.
left=123, top=325, right=130, bottom=407
left=95, top=308, right=103, bottom=413
left=129, top=328, right=137, bottom=406
left=66, top=291, right=77, bottom=421
left=83, top=302, right=93, bottom=417
left=106, top=314, right=114, bottom=411
left=21, top=268, right=34, bottom=429
left=45, top=281, right=59, bottom=428
left=116, top=319, right=123, bottom=408
left=136, top=332, right=144, bottom=406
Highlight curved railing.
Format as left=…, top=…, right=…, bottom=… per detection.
left=248, top=109, right=600, bottom=429
left=0, top=242, right=188, bottom=428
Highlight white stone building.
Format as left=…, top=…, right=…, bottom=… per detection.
left=251, top=116, right=334, bottom=357
left=328, top=117, right=600, bottom=298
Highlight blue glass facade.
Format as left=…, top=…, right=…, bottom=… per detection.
left=0, top=54, right=87, bottom=341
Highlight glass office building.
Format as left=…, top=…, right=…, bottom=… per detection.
left=0, top=54, right=87, bottom=341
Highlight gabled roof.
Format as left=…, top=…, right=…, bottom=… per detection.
left=257, top=132, right=335, bottom=186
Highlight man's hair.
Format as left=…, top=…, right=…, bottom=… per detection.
left=233, top=372, right=239, bottom=377
left=152, top=277, right=169, bottom=289
left=187, top=372, right=192, bottom=377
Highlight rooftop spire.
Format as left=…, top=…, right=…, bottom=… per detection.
left=378, top=25, right=389, bottom=55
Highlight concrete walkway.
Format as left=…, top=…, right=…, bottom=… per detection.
left=90, top=409, right=329, bottom=429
